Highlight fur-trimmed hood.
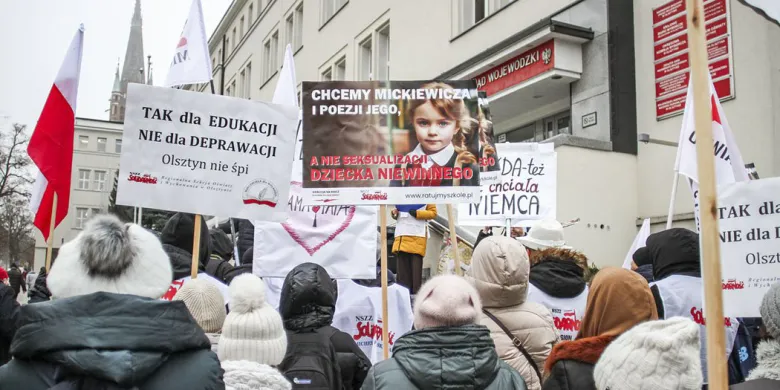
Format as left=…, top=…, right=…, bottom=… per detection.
left=530, top=248, right=588, bottom=271
left=544, top=335, right=615, bottom=373
left=529, top=248, right=588, bottom=299
left=748, top=339, right=780, bottom=381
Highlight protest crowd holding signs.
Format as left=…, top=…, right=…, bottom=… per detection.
left=10, top=1, right=780, bottom=388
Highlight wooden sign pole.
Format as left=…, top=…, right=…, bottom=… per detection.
left=686, top=0, right=727, bottom=387
left=45, top=193, right=58, bottom=272
left=379, top=205, right=390, bottom=359
left=446, top=205, right=462, bottom=276
left=191, top=214, right=202, bottom=279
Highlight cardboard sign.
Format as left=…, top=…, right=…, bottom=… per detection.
left=718, top=177, right=780, bottom=317
left=459, top=143, right=557, bottom=226
left=117, top=84, right=298, bottom=221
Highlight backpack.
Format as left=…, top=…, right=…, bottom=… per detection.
left=280, top=329, right=343, bottom=390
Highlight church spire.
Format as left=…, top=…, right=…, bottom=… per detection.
left=110, top=0, right=146, bottom=122
left=112, top=59, right=121, bottom=92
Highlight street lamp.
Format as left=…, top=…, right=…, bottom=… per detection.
left=638, top=133, right=679, bottom=147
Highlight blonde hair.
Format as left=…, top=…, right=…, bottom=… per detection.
left=406, top=82, right=477, bottom=165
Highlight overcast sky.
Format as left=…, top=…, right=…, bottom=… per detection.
left=0, top=0, right=232, bottom=130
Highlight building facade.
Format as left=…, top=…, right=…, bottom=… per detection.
left=33, top=118, right=123, bottom=269
left=194, top=0, right=778, bottom=269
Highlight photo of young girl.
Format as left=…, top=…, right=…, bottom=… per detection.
left=391, top=81, right=480, bottom=187
left=475, top=91, right=499, bottom=173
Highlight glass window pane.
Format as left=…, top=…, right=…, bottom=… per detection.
left=78, top=136, right=89, bottom=149
left=97, top=137, right=107, bottom=152
left=115, top=139, right=122, bottom=153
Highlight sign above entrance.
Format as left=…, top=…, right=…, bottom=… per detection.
left=474, top=40, right=556, bottom=97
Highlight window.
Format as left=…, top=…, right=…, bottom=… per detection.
left=240, top=16, right=245, bottom=38
left=357, top=22, right=390, bottom=80
left=75, top=208, right=89, bottom=229
left=78, top=170, right=90, bottom=190
left=91, top=208, right=102, bottom=217
left=93, top=170, right=107, bottom=191
left=454, top=0, right=513, bottom=35
left=321, top=0, right=348, bottom=26
left=78, top=135, right=88, bottom=149
left=217, top=49, right=222, bottom=63
left=115, top=139, right=122, bottom=153
left=264, top=30, right=279, bottom=80
left=505, top=123, right=536, bottom=143
left=294, top=4, right=303, bottom=50
left=226, top=84, right=232, bottom=97
left=243, top=63, right=252, bottom=98
left=232, top=28, right=237, bottom=50
left=359, top=36, right=372, bottom=80
left=321, top=68, right=332, bottom=81
left=334, top=57, right=346, bottom=80
left=240, top=69, right=246, bottom=98
left=225, top=38, right=230, bottom=54
left=286, top=14, right=294, bottom=49
left=97, top=137, right=107, bottom=152
left=376, top=24, right=390, bottom=80
left=231, top=80, right=237, bottom=97
left=249, top=4, right=254, bottom=22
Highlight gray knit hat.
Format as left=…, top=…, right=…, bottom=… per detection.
left=760, top=282, right=780, bottom=339
left=173, top=278, right=227, bottom=333
left=594, top=317, right=702, bottom=390
left=219, top=274, right=287, bottom=365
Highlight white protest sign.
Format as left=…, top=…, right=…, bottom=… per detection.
left=117, top=84, right=298, bottom=221
left=459, top=142, right=556, bottom=226
left=253, top=161, right=376, bottom=279
left=719, top=177, right=780, bottom=317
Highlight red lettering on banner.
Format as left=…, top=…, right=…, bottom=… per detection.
left=353, top=320, right=395, bottom=346
left=162, top=280, right=185, bottom=301
left=473, top=40, right=555, bottom=97
left=690, top=306, right=735, bottom=327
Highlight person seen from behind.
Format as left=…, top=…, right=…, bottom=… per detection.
left=279, top=262, right=370, bottom=389
left=467, top=236, right=558, bottom=390
left=26, top=266, right=51, bottom=304
left=174, top=278, right=227, bottom=353
left=6, top=264, right=24, bottom=300
left=206, top=228, right=236, bottom=283
left=593, top=317, right=703, bottom=389
left=520, top=220, right=589, bottom=342
left=25, top=268, right=37, bottom=292
left=361, top=274, right=528, bottom=389
left=0, top=214, right=224, bottom=389
left=219, top=274, right=291, bottom=390
left=631, top=246, right=654, bottom=283
left=161, top=212, right=210, bottom=280
left=542, top=267, right=658, bottom=390
left=731, top=281, right=780, bottom=388
left=0, top=267, right=19, bottom=366
left=390, top=205, right=437, bottom=295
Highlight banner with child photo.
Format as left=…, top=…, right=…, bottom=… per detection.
left=300, top=80, right=496, bottom=205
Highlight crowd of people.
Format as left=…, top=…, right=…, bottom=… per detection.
left=0, top=211, right=778, bottom=389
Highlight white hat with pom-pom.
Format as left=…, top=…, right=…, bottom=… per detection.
left=218, top=274, right=287, bottom=365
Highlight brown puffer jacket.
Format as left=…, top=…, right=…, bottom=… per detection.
left=467, top=236, right=560, bottom=390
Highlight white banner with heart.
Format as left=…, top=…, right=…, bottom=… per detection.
left=253, top=161, right=377, bottom=279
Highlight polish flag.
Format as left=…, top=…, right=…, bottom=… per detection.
left=673, top=74, right=748, bottom=230
left=28, top=25, right=85, bottom=241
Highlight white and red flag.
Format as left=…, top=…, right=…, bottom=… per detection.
left=28, top=25, right=85, bottom=241
left=674, top=74, right=748, bottom=230
left=164, top=0, right=212, bottom=87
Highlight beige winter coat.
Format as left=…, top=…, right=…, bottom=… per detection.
left=466, top=236, right=560, bottom=390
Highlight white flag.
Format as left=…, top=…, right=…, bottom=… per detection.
left=164, top=0, right=212, bottom=87
left=673, top=75, right=748, bottom=230
left=622, top=218, right=651, bottom=269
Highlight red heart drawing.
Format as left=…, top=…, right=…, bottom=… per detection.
left=282, top=182, right=355, bottom=256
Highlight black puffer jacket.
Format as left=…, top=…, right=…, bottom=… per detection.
left=219, top=218, right=254, bottom=259
left=0, top=284, right=19, bottom=366
left=161, top=213, right=210, bottom=280
left=0, top=292, right=224, bottom=389
left=281, top=263, right=371, bottom=389
left=27, top=271, right=51, bottom=304
left=7, top=266, right=24, bottom=296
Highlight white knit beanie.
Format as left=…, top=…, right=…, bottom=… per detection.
left=413, top=275, right=482, bottom=330
left=219, top=274, right=287, bottom=365
left=173, top=278, right=227, bottom=333
left=594, top=317, right=702, bottom=390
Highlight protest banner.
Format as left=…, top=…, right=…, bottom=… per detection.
left=253, top=161, right=377, bottom=279
left=459, top=143, right=557, bottom=226
left=300, top=80, right=494, bottom=205
left=718, top=177, right=780, bottom=317
left=116, top=84, right=298, bottom=221
left=161, top=273, right=230, bottom=303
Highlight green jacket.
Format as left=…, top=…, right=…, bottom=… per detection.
left=361, top=325, right=528, bottom=390
left=0, top=292, right=224, bottom=390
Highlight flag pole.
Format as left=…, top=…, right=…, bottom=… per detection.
left=666, top=171, right=680, bottom=229
left=45, top=193, right=57, bottom=272
left=686, top=0, right=727, bottom=387
left=191, top=214, right=202, bottom=279
left=379, top=205, right=390, bottom=360
left=446, top=205, right=462, bottom=276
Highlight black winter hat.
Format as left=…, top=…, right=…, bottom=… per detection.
left=632, top=247, right=652, bottom=267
